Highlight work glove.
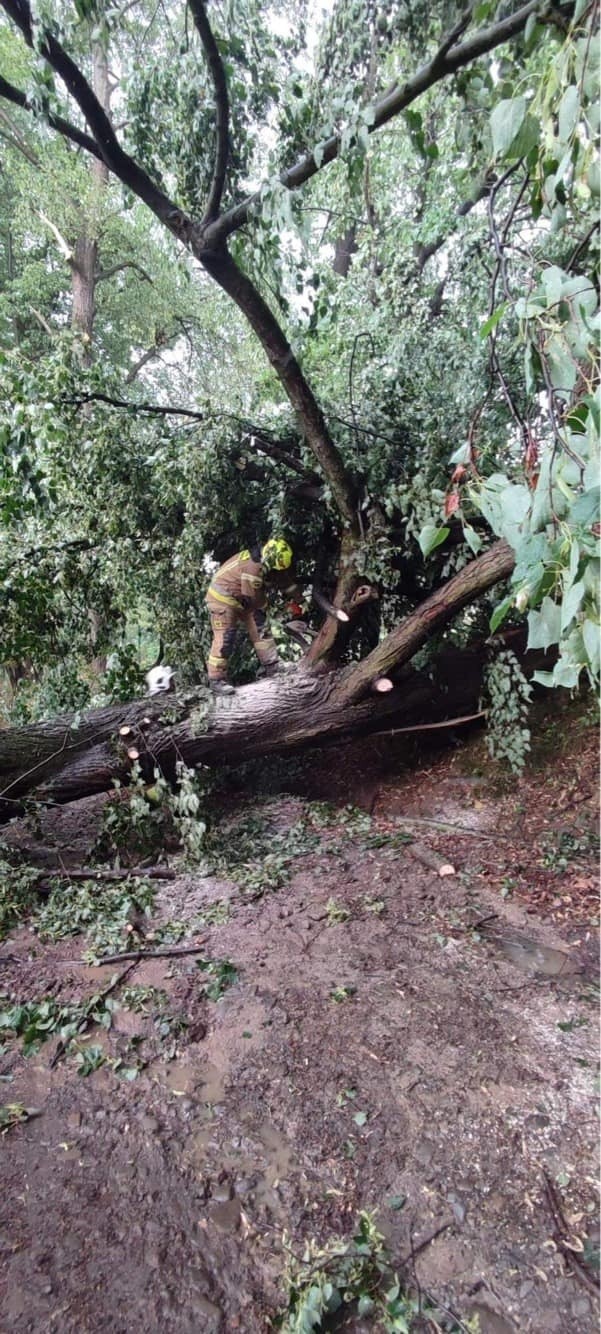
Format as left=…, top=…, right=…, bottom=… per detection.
left=284, top=619, right=315, bottom=646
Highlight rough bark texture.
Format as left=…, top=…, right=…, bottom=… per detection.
left=71, top=39, right=110, bottom=358
left=0, top=541, right=520, bottom=815
left=0, top=634, right=553, bottom=816
left=0, top=653, right=473, bottom=813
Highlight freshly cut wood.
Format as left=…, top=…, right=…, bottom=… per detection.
left=312, top=588, right=350, bottom=622
left=409, top=844, right=456, bottom=877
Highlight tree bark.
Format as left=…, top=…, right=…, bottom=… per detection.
left=71, top=38, right=110, bottom=359
left=0, top=654, right=472, bottom=813
left=0, top=541, right=520, bottom=814
left=0, top=632, right=553, bottom=816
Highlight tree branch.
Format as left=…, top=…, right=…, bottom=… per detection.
left=188, top=0, right=230, bottom=224
left=333, top=540, right=516, bottom=703
left=59, top=391, right=322, bottom=483
left=0, top=0, right=192, bottom=244
left=414, top=178, right=492, bottom=272
left=0, top=73, right=104, bottom=158
left=0, top=104, right=40, bottom=164
left=239, top=434, right=322, bottom=483
left=198, top=245, right=359, bottom=527
left=203, top=0, right=545, bottom=247
left=96, top=260, right=153, bottom=284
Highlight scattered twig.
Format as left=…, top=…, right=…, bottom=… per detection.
left=384, top=815, right=494, bottom=840
left=542, top=1169, right=600, bottom=1298
left=35, top=865, right=176, bottom=885
left=49, top=958, right=139, bottom=1068
left=419, top=1287, right=476, bottom=1334
left=92, top=942, right=207, bottom=965
left=369, top=709, right=487, bottom=737
left=398, top=1220, right=453, bottom=1270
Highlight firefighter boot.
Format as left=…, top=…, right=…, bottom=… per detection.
left=210, top=680, right=235, bottom=697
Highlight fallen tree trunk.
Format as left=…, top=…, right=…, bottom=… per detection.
left=0, top=541, right=520, bottom=814
left=1, top=635, right=554, bottom=815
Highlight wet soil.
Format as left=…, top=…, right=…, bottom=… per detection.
left=0, top=699, right=599, bottom=1332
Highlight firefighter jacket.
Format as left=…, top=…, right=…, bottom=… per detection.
left=207, top=549, right=301, bottom=613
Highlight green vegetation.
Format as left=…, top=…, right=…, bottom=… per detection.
left=35, top=876, right=157, bottom=957
left=0, top=987, right=118, bottom=1058
left=0, top=852, right=41, bottom=940
left=0, top=0, right=596, bottom=776
left=277, top=1211, right=478, bottom=1332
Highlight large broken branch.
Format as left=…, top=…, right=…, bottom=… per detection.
left=188, top=0, right=230, bottom=225
left=334, top=539, right=516, bottom=703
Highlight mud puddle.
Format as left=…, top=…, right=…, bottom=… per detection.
left=481, top=925, right=587, bottom=979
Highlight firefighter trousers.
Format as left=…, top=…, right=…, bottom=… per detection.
left=206, top=594, right=278, bottom=682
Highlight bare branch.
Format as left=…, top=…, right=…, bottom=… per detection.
left=188, top=0, right=230, bottom=224
left=0, top=0, right=191, bottom=243
left=124, top=330, right=175, bottom=383
left=0, top=104, right=40, bottom=164
left=415, top=178, right=493, bottom=272
left=40, top=210, right=74, bottom=263
left=204, top=0, right=545, bottom=246
left=96, top=260, right=153, bottom=284
left=240, top=434, right=321, bottom=483
left=0, top=73, right=104, bottom=158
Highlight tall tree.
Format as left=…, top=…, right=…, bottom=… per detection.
left=0, top=0, right=598, bottom=799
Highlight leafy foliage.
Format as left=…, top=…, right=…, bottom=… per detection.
left=0, top=0, right=598, bottom=747
left=277, top=1211, right=476, bottom=1332
left=35, top=873, right=157, bottom=958
left=482, top=648, right=532, bottom=772
left=96, top=760, right=209, bottom=865
left=0, top=850, right=41, bottom=940
left=0, top=985, right=118, bottom=1058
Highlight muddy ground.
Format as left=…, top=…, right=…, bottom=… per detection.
left=0, top=697, right=599, bottom=1332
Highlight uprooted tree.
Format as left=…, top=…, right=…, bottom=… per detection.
left=0, top=0, right=598, bottom=809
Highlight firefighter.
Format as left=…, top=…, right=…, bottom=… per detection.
left=206, top=538, right=306, bottom=695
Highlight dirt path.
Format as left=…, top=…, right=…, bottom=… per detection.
left=0, top=711, right=599, bottom=1332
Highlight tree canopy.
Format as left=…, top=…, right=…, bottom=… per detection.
left=0, top=0, right=598, bottom=745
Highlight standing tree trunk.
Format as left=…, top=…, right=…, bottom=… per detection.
left=71, top=38, right=110, bottom=359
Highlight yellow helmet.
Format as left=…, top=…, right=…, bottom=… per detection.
left=261, top=538, right=293, bottom=571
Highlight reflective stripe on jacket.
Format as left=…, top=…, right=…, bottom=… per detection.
left=207, top=551, right=266, bottom=613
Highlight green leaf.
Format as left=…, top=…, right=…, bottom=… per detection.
left=463, top=523, right=482, bottom=555
left=354, top=1109, right=368, bottom=1126
left=489, top=593, right=514, bottom=634
left=490, top=97, right=526, bottom=157
left=479, top=305, right=507, bottom=339
left=449, top=443, right=471, bottom=465
left=582, top=618, right=600, bottom=675
left=417, top=524, right=450, bottom=558
left=571, top=487, right=600, bottom=528
left=561, top=579, right=585, bottom=631
left=527, top=597, right=561, bottom=650
left=509, top=112, right=540, bottom=159
left=558, top=85, right=580, bottom=143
